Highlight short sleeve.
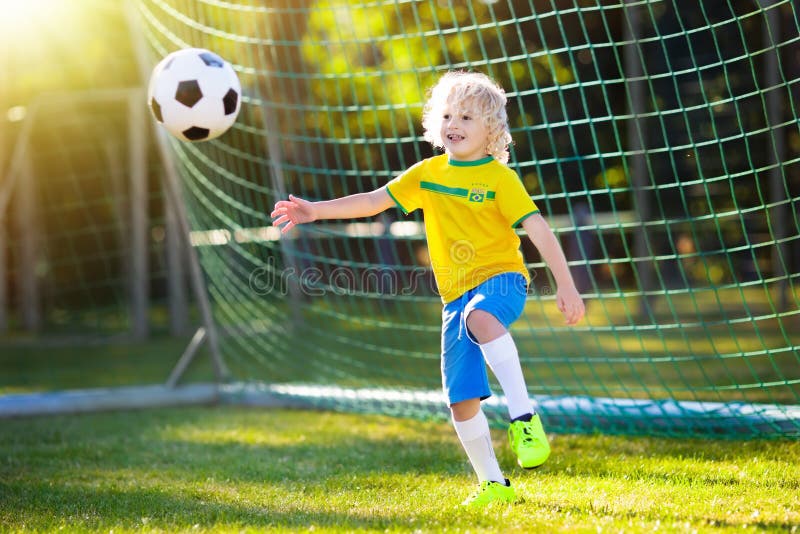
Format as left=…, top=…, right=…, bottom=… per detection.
left=496, top=170, right=539, bottom=227
left=386, top=160, right=425, bottom=214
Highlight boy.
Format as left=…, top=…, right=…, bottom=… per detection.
left=271, top=71, right=585, bottom=506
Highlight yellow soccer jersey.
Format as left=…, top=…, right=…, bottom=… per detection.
left=386, top=154, right=539, bottom=303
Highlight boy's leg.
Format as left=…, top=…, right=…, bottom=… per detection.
left=441, top=297, right=516, bottom=506
left=451, top=398, right=517, bottom=506
left=467, top=310, right=533, bottom=420
left=450, top=398, right=504, bottom=484
left=463, top=275, right=551, bottom=469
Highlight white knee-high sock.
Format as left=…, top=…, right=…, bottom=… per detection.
left=480, top=333, right=534, bottom=420
left=452, top=410, right=505, bottom=483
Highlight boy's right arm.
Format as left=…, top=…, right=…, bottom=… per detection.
left=271, top=186, right=395, bottom=234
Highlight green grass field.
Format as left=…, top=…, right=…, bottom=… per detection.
left=1, top=406, right=798, bottom=533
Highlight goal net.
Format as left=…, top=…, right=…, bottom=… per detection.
left=131, top=0, right=800, bottom=437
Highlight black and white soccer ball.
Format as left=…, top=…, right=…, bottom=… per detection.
left=148, top=48, right=241, bottom=142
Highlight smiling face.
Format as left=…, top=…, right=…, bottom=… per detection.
left=439, top=98, right=491, bottom=162
left=422, top=71, right=513, bottom=163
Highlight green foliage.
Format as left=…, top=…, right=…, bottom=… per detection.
left=297, top=0, right=572, bottom=171
left=0, top=407, right=798, bottom=532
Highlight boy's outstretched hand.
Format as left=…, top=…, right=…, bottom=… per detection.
left=557, top=285, right=585, bottom=325
left=271, top=195, right=315, bottom=233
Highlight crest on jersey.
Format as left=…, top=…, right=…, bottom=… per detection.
left=469, top=188, right=486, bottom=203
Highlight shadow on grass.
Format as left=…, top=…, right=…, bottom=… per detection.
left=0, top=481, right=424, bottom=531
left=0, top=407, right=468, bottom=530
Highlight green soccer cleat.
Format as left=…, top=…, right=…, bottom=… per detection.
left=508, top=414, right=551, bottom=469
left=461, top=479, right=518, bottom=507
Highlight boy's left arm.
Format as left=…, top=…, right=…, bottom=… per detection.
left=521, top=213, right=585, bottom=325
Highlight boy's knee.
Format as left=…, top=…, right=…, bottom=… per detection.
left=466, top=309, right=506, bottom=344
left=450, top=398, right=481, bottom=421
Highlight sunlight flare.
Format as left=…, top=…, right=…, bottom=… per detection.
left=0, top=0, right=77, bottom=43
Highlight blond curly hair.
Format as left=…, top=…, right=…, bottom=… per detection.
left=422, top=71, right=513, bottom=164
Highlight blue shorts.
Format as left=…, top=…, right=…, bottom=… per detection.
left=440, top=272, right=528, bottom=405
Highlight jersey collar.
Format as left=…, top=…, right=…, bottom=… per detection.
left=448, top=155, right=494, bottom=167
